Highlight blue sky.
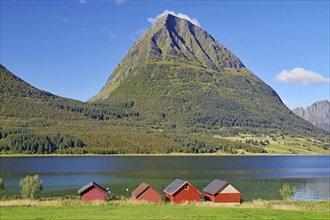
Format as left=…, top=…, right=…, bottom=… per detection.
left=1, top=0, right=329, bottom=109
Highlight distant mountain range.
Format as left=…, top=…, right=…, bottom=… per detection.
left=293, top=100, right=330, bottom=132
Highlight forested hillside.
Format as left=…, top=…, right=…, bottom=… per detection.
left=0, top=14, right=329, bottom=155
left=90, top=14, right=327, bottom=139
left=1, top=65, right=273, bottom=155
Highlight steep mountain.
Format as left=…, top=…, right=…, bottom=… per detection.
left=0, top=64, right=82, bottom=120
left=293, top=100, right=330, bottom=132
left=0, top=64, right=140, bottom=122
left=0, top=65, right=149, bottom=154
left=90, top=14, right=244, bottom=102
left=1, top=64, right=256, bottom=155
left=0, top=64, right=92, bottom=153
left=0, top=13, right=328, bottom=155
left=89, top=14, right=324, bottom=137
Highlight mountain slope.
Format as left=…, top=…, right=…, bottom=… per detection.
left=0, top=65, right=54, bottom=98
left=2, top=64, right=264, bottom=155
left=293, top=100, right=330, bottom=132
left=0, top=64, right=140, bottom=122
left=0, top=64, right=84, bottom=120
left=89, top=14, right=325, bottom=137
left=0, top=64, right=92, bottom=153
left=90, top=14, right=244, bottom=102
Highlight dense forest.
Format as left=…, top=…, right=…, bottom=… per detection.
left=56, top=102, right=139, bottom=120
left=0, top=127, right=269, bottom=155
left=161, top=132, right=267, bottom=154
left=0, top=128, right=85, bottom=154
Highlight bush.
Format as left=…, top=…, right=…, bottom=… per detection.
left=0, top=178, right=5, bottom=197
left=19, top=175, right=43, bottom=199
left=280, top=183, right=296, bottom=200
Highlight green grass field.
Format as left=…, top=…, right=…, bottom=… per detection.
left=222, top=135, right=329, bottom=155
left=1, top=199, right=329, bottom=220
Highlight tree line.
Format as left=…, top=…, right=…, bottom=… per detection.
left=162, top=132, right=267, bottom=154
left=0, top=128, right=85, bottom=154
left=56, top=102, right=139, bottom=121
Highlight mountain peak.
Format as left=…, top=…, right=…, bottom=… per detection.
left=155, top=12, right=201, bottom=28
left=157, top=13, right=177, bottom=22
left=162, top=13, right=177, bottom=19
left=147, top=13, right=245, bottom=70
left=90, top=14, right=245, bottom=101
left=156, top=13, right=192, bottom=27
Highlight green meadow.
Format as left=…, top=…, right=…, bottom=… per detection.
left=222, top=135, right=329, bottom=155
left=1, top=199, right=329, bottom=220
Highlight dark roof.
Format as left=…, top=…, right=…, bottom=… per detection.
left=163, top=179, right=188, bottom=195
left=78, top=181, right=108, bottom=195
left=132, top=182, right=150, bottom=198
left=202, top=179, right=229, bottom=195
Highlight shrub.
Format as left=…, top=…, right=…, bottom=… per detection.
left=0, top=178, right=5, bottom=197
left=280, top=183, right=296, bottom=200
left=19, top=175, right=43, bottom=199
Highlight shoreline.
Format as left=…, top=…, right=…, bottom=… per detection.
left=0, top=153, right=329, bottom=157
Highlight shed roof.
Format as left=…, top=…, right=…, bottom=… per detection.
left=78, top=181, right=108, bottom=195
left=202, top=179, right=229, bottom=195
left=163, top=179, right=188, bottom=195
left=132, top=182, right=150, bottom=198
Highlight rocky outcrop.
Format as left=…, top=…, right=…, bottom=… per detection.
left=293, top=100, right=330, bottom=132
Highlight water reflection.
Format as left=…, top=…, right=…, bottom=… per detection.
left=294, top=177, right=330, bottom=200
left=0, top=156, right=329, bottom=200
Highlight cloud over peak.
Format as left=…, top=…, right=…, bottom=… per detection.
left=276, top=67, right=329, bottom=85
left=147, top=10, right=200, bottom=27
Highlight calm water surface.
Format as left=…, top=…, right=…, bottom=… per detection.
left=0, top=156, right=329, bottom=200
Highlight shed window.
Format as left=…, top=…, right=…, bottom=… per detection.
left=184, top=185, right=189, bottom=190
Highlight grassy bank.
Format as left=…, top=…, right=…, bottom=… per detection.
left=0, top=199, right=329, bottom=219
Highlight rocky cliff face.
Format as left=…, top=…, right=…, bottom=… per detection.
left=293, top=100, right=330, bottom=132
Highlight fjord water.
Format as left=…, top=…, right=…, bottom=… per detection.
left=1, top=156, right=329, bottom=200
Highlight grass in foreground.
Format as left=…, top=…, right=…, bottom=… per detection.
left=0, top=199, right=329, bottom=219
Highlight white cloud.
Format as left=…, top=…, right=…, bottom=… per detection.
left=147, top=10, right=200, bottom=27
left=79, top=0, right=87, bottom=4
left=276, top=67, right=330, bottom=85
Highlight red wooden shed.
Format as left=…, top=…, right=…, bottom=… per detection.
left=78, top=181, right=108, bottom=201
left=202, top=179, right=241, bottom=203
left=163, top=179, right=201, bottom=203
left=131, top=182, right=162, bottom=203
